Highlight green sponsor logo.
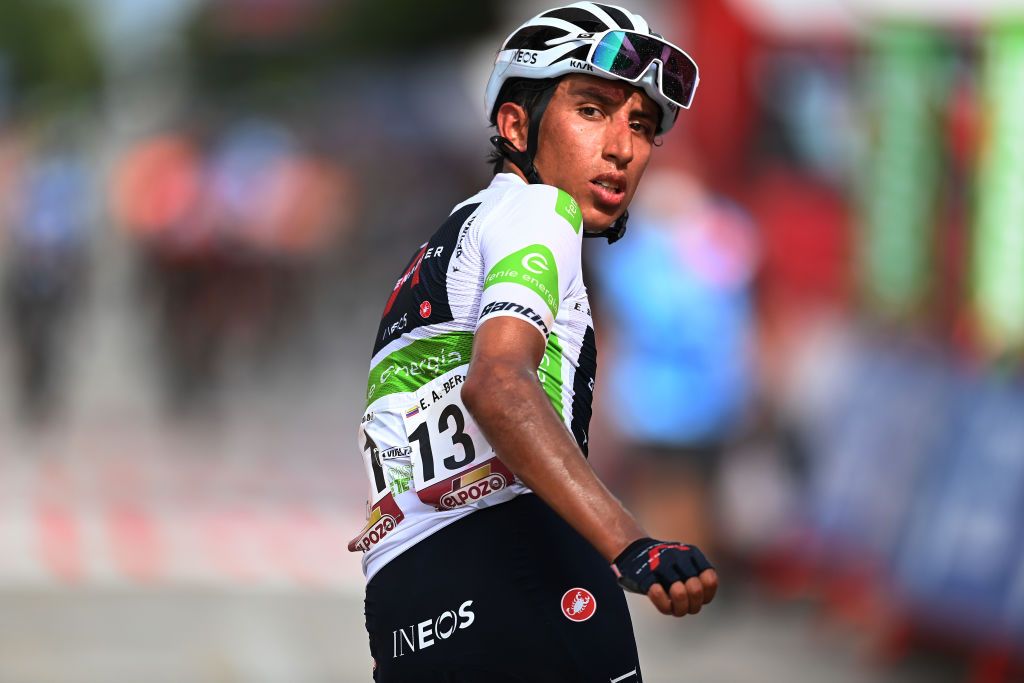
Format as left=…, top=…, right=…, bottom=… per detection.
left=387, top=463, right=414, bottom=496
left=537, top=332, right=564, bottom=418
left=484, top=244, right=559, bottom=316
left=366, top=332, right=474, bottom=405
left=555, top=189, right=582, bottom=234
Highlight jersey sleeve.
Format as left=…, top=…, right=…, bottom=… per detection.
left=477, top=184, right=584, bottom=340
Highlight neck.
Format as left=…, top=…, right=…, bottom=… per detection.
left=501, top=161, right=529, bottom=184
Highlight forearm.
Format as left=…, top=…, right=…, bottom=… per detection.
left=464, top=361, right=644, bottom=561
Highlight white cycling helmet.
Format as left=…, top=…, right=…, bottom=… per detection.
left=485, top=2, right=699, bottom=135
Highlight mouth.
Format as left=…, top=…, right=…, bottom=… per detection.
left=589, top=174, right=627, bottom=209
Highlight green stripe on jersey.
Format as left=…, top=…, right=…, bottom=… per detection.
left=366, top=332, right=474, bottom=405
left=555, top=189, right=582, bottom=234
left=537, top=332, right=564, bottom=418
left=484, top=244, right=559, bottom=316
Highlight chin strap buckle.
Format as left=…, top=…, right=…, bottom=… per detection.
left=582, top=211, right=628, bottom=244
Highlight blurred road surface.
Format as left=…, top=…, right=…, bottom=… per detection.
left=0, top=585, right=961, bottom=682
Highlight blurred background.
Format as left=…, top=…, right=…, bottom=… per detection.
left=1, top=0, right=1023, bottom=681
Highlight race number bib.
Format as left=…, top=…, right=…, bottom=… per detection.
left=402, top=367, right=515, bottom=509
left=348, top=411, right=406, bottom=552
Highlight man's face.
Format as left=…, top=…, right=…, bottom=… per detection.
left=532, top=74, right=659, bottom=233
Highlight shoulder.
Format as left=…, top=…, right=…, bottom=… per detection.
left=487, top=182, right=583, bottom=240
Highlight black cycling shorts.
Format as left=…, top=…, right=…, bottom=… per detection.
left=364, top=494, right=642, bottom=682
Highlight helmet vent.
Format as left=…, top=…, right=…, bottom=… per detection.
left=505, top=25, right=571, bottom=51
left=550, top=45, right=590, bottom=65
left=539, top=7, right=608, bottom=33
left=592, top=4, right=635, bottom=30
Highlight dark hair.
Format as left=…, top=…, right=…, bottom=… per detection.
left=487, top=77, right=559, bottom=175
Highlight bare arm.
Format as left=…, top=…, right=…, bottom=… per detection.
left=462, top=316, right=644, bottom=562
left=463, top=315, right=718, bottom=616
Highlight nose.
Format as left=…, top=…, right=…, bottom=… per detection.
left=602, top=115, right=634, bottom=168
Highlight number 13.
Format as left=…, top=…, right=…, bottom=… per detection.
left=408, top=404, right=476, bottom=480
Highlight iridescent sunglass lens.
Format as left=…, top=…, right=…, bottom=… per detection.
left=592, top=31, right=628, bottom=72
left=590, top=30, right=698, bottom=108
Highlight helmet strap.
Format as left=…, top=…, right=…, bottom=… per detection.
left=525, top=83, right=556, bottom=170
left=490, top=82, right=557, bottom=185
left=489, top=135, right=543, bottom=185
left=583, top=210, right=629, bottom=244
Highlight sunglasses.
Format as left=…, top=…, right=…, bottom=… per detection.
left=587, top=30, right=699, bottom=109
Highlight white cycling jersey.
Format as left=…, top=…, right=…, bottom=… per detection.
left=351, top=173, right=598, bottom=580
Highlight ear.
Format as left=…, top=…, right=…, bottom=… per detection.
left=496, top=102, right=529, bottom=153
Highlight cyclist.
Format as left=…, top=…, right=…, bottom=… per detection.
left=353, top=4, right=718, bottom=680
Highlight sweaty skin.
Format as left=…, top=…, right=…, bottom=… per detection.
left=463, top=74, right=718, bottom=618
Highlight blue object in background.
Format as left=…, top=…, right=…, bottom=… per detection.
left=893, top=374, right=1024, bottom=641
left=594, top=200, right=756, bottom=446
left=806, top=340, right=952, bottom=563
left=14, top=156, right=90, bottom=250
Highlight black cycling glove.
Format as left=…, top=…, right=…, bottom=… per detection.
left=611, top=537, right=714, bottom=594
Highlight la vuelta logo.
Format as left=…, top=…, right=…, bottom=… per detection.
left=561, top=587, right=597, bottom=622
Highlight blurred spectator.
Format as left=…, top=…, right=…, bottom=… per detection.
left=112, top=117, right=352, bottom=415
left=592, top=165, right=758, bottom=555
left=2, top=140, right=91, bottom=424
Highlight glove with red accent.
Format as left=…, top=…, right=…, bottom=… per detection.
left=611, top=537, right=714, bottom=595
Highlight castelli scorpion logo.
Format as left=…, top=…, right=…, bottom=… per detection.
left=561, top=587, right=597, bottom=622
left=567, top=592, right=590, bottom=616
